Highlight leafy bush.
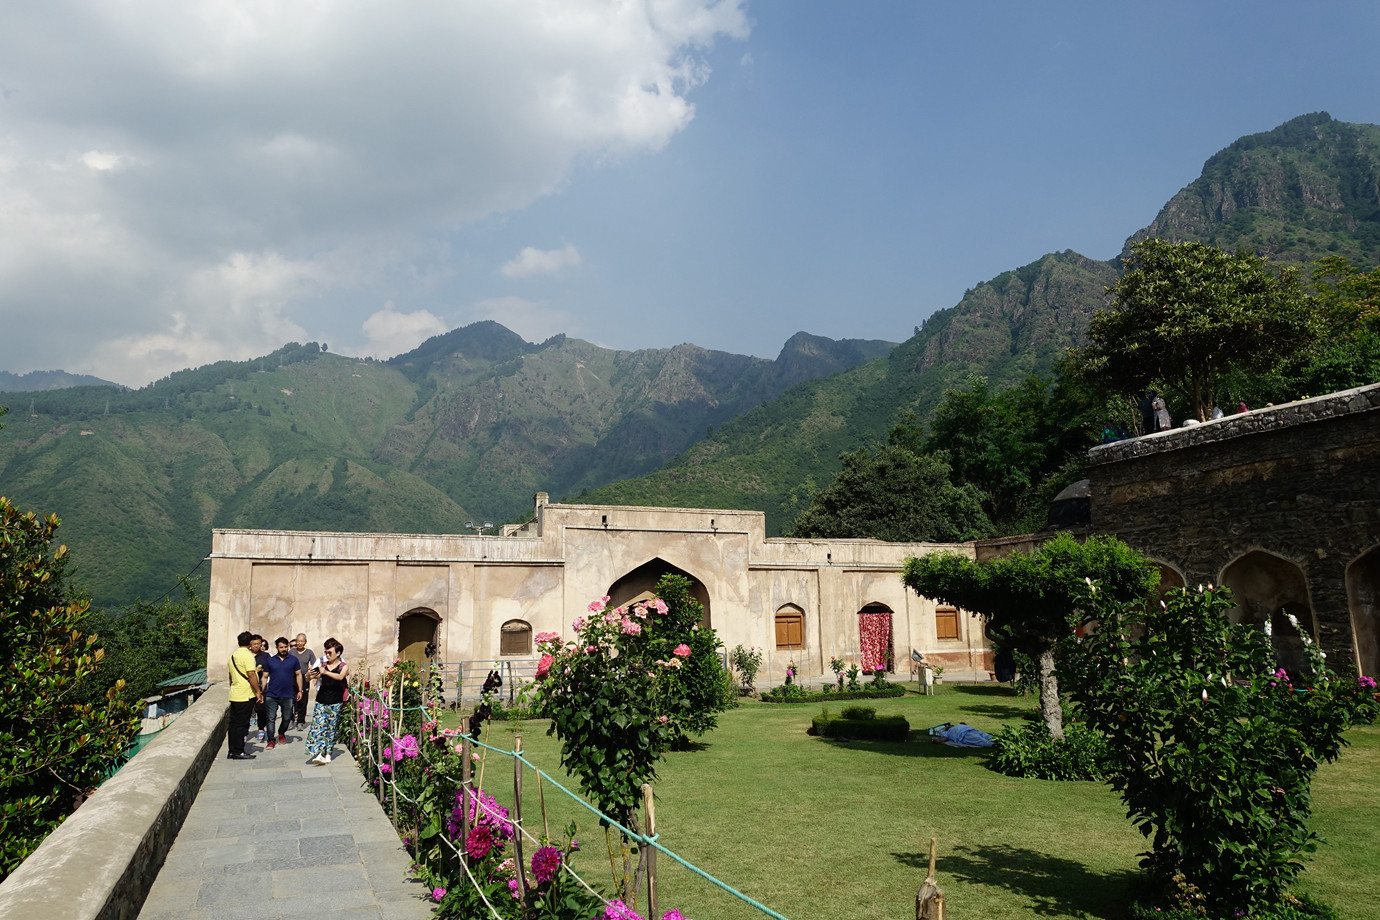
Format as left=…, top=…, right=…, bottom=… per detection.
left=840, top=705, right=876, bottom=720
left=729, top=644, right=763, bottom=693
left=1062, top=582, right=1379, bottom=917
left=809, top=714, right=910, bottom=742
left=0, top=497, right=140, bottom=878
left=987, top=721, right=1111, bottom=781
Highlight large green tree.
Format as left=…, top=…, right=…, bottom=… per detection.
left=1075, top=239, right=1315, bottom=421
left=790, top=425, right=991, bottom=543
left=0, top=493, right=140, bottom=877
left=902, top=533, right=1157, bottom=738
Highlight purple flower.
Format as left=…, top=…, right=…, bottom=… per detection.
left=530, top=846, right=563, bottom=884
left=662, top=911, right=688, bottom=920
left=431, top=887, right=446, bottom=902
left=1360, top=676, right=1378, bottom=690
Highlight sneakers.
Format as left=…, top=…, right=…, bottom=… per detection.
left=277, top=734, right=288, bottom=744
left=257, top=730, right=266, bottom=741
left=266, top=739, right=276, bottom=749
left=311, top=753, right=330, bottom=765
left=227, top=752, right=256, bottom=760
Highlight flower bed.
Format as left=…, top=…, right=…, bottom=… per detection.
left=760, top=686, right=907, bottom=704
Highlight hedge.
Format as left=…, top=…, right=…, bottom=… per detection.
left=760, top=686, right=907, bottom=704
left=808, top=714, right=911, bottom=742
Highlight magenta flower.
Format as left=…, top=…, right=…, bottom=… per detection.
left=431, top=887, right=446, bottom=902
left=673, top=644, right=691, bottom=658
left=379, top=762, right=392, bottom=774
left=662, top=911, right=687, bottom=920
left=1360, top=676, right=1377, bottom=690
left=465, top=824, right=496, bottom=860
left=530, top=846, right=563, bottom=884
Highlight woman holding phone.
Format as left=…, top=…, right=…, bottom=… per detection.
left=305, top=638, right=348, bottom=765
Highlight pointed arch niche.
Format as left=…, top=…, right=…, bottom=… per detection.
left=397, top=607, right=439, bottom=665
left=1220, top=551, right=1316, bottom=673
left=606, top=558, right=711, bottom=628
left=1347, top=545, right=1380, bottom=678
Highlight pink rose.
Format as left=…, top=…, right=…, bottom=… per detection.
left=536, top=654, right=554, bottom=678
left=673, top=644, right=692, bottom=658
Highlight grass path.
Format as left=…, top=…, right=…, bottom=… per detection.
left=444, top=685, right=1379, bottom=920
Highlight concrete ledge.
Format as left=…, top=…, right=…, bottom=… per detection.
left=0, top=683, right=229, bottom=920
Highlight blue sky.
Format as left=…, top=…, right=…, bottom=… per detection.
left=2, top=1, right=1378, bottom=386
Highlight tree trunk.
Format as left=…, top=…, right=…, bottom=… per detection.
left=1037, top=647, right=1064, bottom=740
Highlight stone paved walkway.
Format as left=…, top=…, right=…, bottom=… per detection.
left=137, top=728, right=434, bottom=920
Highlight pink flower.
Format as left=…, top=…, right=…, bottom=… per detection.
left=601, top=900, right=645, bottom=920
left=652, top=598, right=668, bottom=615
left=535, top=631, right=560, bottom=645
left=572, top=616, right=586, bottom=631
left=531, top=846, right=563, bottom=884
left=585, top=645, right=598, bottom=654
left=673, top=644, right=691, bottom=658
left=536, top=654, right=554, bottom=678
left=508, top=878, right=521, bottom=899
left=588, top=595, right=611, bottom=612
left=380, top=762, right=392, bottom=774
left=662, top=911, right=687, bottom=920
left=658, top=715, right=668, bottom=723
left=620, top=619, right=642, bottom=636
left=431, top=887, right=447, bottom=902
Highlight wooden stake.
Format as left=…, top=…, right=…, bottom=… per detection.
left=643, top=783, right=658, bottom=920
left=916, top=837, right=945, bottom=920
left=512, top=736, right=528, bottom=902
left=537, top=768, right=550, bottom=841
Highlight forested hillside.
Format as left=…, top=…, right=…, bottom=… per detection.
left=0, top=330, right=891, bottom=607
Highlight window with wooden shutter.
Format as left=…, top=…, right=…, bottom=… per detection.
left=935, top=606, right=960, bottom=641
left=775, top=606, right=804, bottom=650
left=500, top=619, right=532, bottom=656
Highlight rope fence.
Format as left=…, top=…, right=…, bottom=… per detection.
left=341, top=663, right=796, bottom=920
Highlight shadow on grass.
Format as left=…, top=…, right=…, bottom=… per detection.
left=950, top=684, right=1022, bottom=698
left=893, top=842, right=1137, bottom=918
left=817, top=737, right=990, bottom=759
left=954, top=703, right=1037, bottom=720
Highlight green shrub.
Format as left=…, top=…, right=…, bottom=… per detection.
left=987, top=721, right=1111, bottom=781
left=840, top=705, right=876, bottom=720
left=760, top=686, right=906, bottom=704
left=809, top=714, right=910, bottom=742
left=1062, top=582, right=1379, bottom=916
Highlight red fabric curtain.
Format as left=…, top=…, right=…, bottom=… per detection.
left=858, top=611, right=892, bottom=671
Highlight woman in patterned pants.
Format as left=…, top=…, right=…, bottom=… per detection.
left=306, top=637, right=349, bottom=765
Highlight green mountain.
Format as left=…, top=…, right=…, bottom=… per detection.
left=0, top=332, right=891, bottom=608
left=582, top=113, right=1380, bottom=529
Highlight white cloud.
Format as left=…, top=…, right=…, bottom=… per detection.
left=362, top=307, right=450, bottom=359
left=0, top=1, right=750, bottom=384
left=500, top=243, right=583, bottom=278
left=473, top=296, right=574, bottom=345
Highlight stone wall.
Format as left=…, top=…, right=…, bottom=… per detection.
left=1087, top=383, right=1380, bottom=674
left=0, top=684, right=229, bottom=920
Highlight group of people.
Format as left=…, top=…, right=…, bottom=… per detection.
left=226, top=630, right=350, bottom=765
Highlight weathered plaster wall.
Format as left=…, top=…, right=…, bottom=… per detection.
left=208, top=504, right=989, bottom=684
left=1087, top=383, right=1380, bottom=674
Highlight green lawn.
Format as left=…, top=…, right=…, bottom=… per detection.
left=436, top=685, right=1380, bottom=920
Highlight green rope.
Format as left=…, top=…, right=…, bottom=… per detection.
left=466, top=737, right=795, bottom=920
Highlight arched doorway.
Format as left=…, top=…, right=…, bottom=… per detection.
left=1220, top=551, right=1315, bottom=673
left=606, top=558, right=711, bottom=627
left=858, top=602, right=894, bottom=672
left=398, top=608, right=439, bottom=666
left=1347, top=545, right=1380, bottom=678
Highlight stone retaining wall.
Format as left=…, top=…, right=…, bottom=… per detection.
left=1086, top=382, right=1380, bottom=672
left=0, top=683, right=229, bottom=920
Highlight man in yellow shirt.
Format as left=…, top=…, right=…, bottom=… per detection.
left=228, top=630, right=264, bottom=760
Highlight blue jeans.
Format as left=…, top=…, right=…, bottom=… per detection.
left=266, top=697, right=295, bottom=737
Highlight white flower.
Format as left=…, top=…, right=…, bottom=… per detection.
left=1286, top=612, right=1300, bottom=629
left=1221, top=676, right=1229, bottom=687
left=1319, top=651, right=1327, bottom=659
left=1160, top=600, right=1167, bottom=610
left=1201, top=689, right=1209, bottom=702
left=1263, top=620, right=1273, bottom=637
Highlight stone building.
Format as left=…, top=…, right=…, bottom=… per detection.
left=1085, top=382, right=1380, bottom=676
left=207, top=496, right=992, bottom=688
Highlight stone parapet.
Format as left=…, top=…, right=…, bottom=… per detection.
left=0, top=683, right=229, bottom=920
left=1089, top=382, right=1380, bottom=466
